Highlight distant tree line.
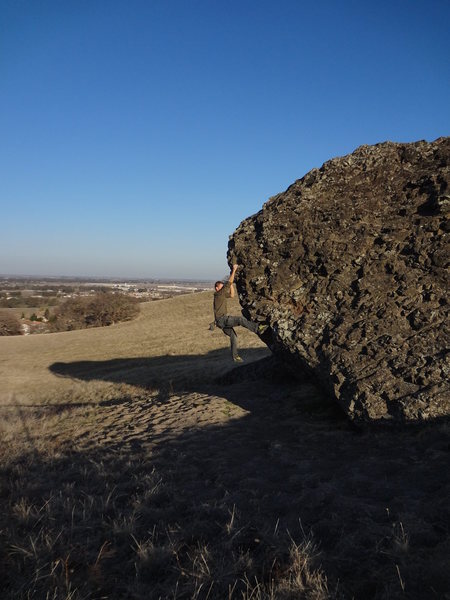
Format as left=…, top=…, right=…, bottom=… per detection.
left=0, top=296, right=59, bottom=308
left=49, top=292, right=140, bottom=331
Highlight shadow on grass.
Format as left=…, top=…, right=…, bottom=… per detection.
left=1, top=353, right=449, bottom=599
left=49, top=347, right=275, bottom=406
left=0, top=348, right=271, bottom=414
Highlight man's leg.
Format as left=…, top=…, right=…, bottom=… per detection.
left=222, top=327, right=239, bottom=360
left=222, top=315, right=258, bottom=334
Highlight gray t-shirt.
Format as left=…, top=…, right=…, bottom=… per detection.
left=213, top=282, right=231, bottom=320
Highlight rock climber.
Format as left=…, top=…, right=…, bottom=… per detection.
left=213, top=264, right=267, bottom=362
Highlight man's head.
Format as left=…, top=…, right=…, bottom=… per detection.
left=214, top=281, right=224, bottom=292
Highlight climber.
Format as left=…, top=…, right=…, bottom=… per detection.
left=213, top=264, right=267, bottom=362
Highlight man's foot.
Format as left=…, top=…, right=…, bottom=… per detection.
left=257, top=324, right=269, bottom=334
left=233, top=355, right=244, bottom=363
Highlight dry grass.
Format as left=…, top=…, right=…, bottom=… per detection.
left=0, top=292, right=449, bottom=599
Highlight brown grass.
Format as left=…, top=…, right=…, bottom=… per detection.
left=0, top=292, right=449, bottom=599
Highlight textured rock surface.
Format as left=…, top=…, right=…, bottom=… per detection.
left=229, top=138, right=450, bottom=424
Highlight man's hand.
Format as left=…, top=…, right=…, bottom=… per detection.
left=229, top=264, right=239, bottom=285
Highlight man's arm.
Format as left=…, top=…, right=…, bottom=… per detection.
left=228, top=264, right=239, bottom=298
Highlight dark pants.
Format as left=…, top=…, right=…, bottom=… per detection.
left=216, top=315, right=258, bottom=359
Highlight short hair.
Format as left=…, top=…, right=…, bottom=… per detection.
left=214, top=281, right=224, bottom=289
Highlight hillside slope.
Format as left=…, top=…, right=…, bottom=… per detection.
left=0, top=291, right=267, bottom=404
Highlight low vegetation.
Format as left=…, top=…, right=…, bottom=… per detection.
left=0, top=310, right=22, bottom=336
left=1, top=435, right=328, bottom=599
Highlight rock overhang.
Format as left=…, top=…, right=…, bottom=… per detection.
left=228, top=138, right=450, bottom=425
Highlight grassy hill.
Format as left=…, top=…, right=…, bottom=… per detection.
left=0, top=292, right=449, bottom=599
left=0, top=292, right=266, bottom=402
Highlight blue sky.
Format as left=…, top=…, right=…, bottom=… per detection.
left=1, top=0, right=449, bottom=279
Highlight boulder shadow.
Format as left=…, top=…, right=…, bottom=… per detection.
left=49, top=347, right=276, bottom=405
left=49, top=350, right=450, bottom=592
left=2, top=350, right=448, bottom=600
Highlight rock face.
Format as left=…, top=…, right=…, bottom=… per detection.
left=229, top=138, right=450, bottom=424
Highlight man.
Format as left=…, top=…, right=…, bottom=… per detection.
left=213, top=264, right=267, bottom=362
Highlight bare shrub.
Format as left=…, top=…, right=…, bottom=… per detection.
left=0, top=310, right=22, bottom=336
left=51, top=293, right=140, bottom=331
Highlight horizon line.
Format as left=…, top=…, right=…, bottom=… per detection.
left=0, top=273, right=216, bottom=282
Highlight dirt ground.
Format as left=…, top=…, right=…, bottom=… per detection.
left=1, top=292, right=449, bottom=599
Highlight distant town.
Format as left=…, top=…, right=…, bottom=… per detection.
left=0, top=275, right=214, bottom=335
left=0, top=275, right=214, bottom=301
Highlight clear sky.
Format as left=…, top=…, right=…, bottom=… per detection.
left=1, top=0, right=449, bottom=279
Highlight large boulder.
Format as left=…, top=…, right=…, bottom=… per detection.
left=229, top=138, right=450, bottom=424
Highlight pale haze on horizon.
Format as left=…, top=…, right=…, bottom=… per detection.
left=1, top=0, right=449, bottom=280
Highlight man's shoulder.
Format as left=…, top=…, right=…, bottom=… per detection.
left=215, top=282, right=230, bottom=295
